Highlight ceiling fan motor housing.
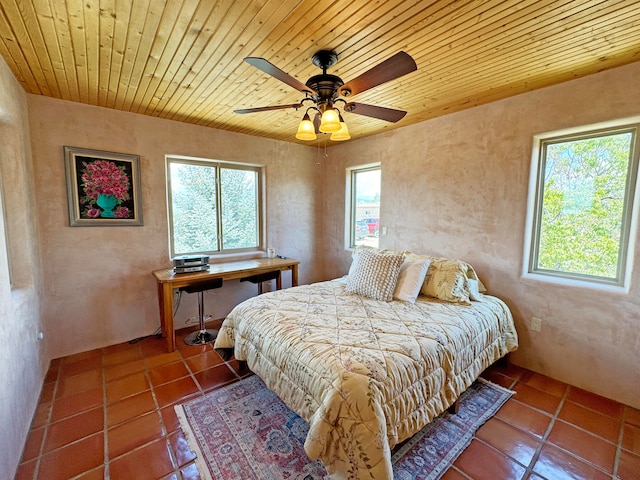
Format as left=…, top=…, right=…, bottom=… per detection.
left=306, top=74, right=344, bottom=109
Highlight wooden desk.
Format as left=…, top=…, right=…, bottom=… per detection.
left=152, top=257, right=300, bottom=352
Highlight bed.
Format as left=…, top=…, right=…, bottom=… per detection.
left=214, top=248, right=518, bottom=479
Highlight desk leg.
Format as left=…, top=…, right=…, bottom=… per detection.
left=276, top=274, right=282, bottom=291
left=291, top=264, right=298, bottom=287
left=160, top=283, right=176, bottom=352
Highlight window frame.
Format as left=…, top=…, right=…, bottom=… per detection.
left=524, top=121, right=640, bottom=290
left=165, top=155, right=264, bottom=258
left=346, top=163, right=381, bottom=249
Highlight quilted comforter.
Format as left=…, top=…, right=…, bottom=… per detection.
left=214, top=279, right=518, bottom=479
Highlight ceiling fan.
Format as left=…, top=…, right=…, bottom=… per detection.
left=234, top=50, right=417, bottom=141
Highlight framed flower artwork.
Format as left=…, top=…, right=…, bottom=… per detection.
left=64, top=146, right=143, bottom=226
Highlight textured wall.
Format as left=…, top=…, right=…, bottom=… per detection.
left=27, top=96, right=321, bottom=360
left=0, top=58, right=47, bottom=480
left=322, top=62, right=640, bottom=409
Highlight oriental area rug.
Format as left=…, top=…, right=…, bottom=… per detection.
left=175, top=374, right=513, bottom=480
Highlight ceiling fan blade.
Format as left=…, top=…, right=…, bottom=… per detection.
left=339, top=51, right=417, bottom=97
left=234, top=103, right=303, bottom=114
left=344, top=102, right=407, bottom=123
left=244, top=57, right=315, bottom=94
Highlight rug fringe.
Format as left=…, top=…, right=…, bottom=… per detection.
left=174, top=404, right=214, bottom=480
left=476, top=375, right=516, bottom=395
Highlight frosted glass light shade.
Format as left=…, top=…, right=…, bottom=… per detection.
left=319, top=108, right=341, bottom=133
left=330, top=121, right=350, bottom=141
left=295, top=115, right=316, bottom=140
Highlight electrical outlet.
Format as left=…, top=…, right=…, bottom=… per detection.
left=531, top=317, right=542, bottom=332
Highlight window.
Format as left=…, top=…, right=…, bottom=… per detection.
left=347, top=164, right=381, bottom=248
left=526, top=124, right=640, bottom=287
left=166, top=156, right=263, bottom=257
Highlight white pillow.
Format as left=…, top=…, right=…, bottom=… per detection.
left=393, top=257, right=431, bottom=303
left=346, top=248, right=404, bottom=301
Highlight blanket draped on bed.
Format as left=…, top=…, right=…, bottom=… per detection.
left=214, top=279, right=518, bottom=480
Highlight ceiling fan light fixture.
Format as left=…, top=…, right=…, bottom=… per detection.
left=295, top=112, right=316, bottom=141
left=331, top=113, right=350, bottom=141
left=319, top=108, right=341, bottom=133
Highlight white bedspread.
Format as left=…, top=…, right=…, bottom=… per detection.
left=214, top=279, right=518, bottom=479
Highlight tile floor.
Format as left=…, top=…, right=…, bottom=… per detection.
left=14, top=321, right=640, bottom=480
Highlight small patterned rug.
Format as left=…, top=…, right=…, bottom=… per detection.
left=175, top=374, right=513, bottom=480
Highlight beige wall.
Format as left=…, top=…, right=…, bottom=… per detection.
left=0, top=58, right=46, bottom=479
left=323, top=62, right=640, bottom=409
left=27, top=95, right=323, bottom=360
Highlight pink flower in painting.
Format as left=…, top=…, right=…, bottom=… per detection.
left=114, top=206, right=130, bottom=218
left=81, top=159, right=130, bottom=203
left=80, top=159, right=132, bottom=219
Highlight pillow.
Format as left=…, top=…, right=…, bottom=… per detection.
left=393, top=256, right=431, bottom=303
left=420, top=256, right=482, bottom=304
left=346, top=248, right=405, bottom=301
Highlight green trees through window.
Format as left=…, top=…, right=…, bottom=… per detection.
left=167, top=158, right=261, bottom=257
left=530, top=126, right=639, bottom=285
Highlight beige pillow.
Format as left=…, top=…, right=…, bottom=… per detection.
left=420, top=256, right=482, bottom=304
left=393, top=257, right=431, bottom=303
left=346, top=248, right=405, bottom=301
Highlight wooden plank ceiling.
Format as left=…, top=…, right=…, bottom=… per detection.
left=1, top=0, right=639, bottom=146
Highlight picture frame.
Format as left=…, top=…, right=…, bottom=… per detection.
left=64, top=146, right=143, bottom=226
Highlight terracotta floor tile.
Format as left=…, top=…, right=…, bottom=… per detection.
left=37, top=433, right=104, bottom=480
left=20, top=427, right=44, bottom=462
left=185, top=350, right=225, bottom=373
left=109, top=438, right=175, bottom=480
left=513, top=382, right=562, bottom=414
left=14, top=459, right=37, bottom=480
left=520, top=371, right=568, bottom=398
left=39, top=381, right=55, bottom=404
left=194, top=364, right=238, bottom=391
left=103, top=346, right=143, bottom=367
left=43, top=407, right=104, bottom=453
left=60, top=354, right=103, bottom=377
left=625, top=406, right=640, bottom=427
left=180, top=463, right=201, bottom=480
left=138, top=335, right=168, bottom=356
left=161, top=405, right=181, bottom=434
left=62, top=348, right=102, bottom=365
left=106, top=372, right=149, bottom=403
left=622, top=422, right=640, bottom=455
left=484, top=362, right=527, bottom=382
left=476, top=417, right=541, bottom=467
left=454, top=439, right=527, bottom=479
left=107, top=411, right=164, bottom=459
left=481, top=369, right=516, bottom=389
left=154, top=376, right=201, bottom=408
left=566, top=386, right=625, bottom=420
left=75, top=466, right=105, bottom=479
left=106, top=390, right=156, bottom=427
left=495, top=399, right=552, bottom=438
left=44, top=365, right=60, bottom=384
left=176, top=340, right=213, bottom=359
left=169, top=430, right=197, bottom=467
left=30, top=402, right=51, bottom=429
left=559, top=400, right=621, bottom=443
left=533, top=443, right=611, bottom=480
left=144, top=350, right=183, bottom=369
left=104, top=358, right=146, bottom=382
left=56, top=369, right=102, bottom=398
left=547, top=420, right=616, bottom=473
left=440, top=467, right=469, bottom=480
left=617, top=449, right=640, bottom=480
left=50, top=386, right=103, bottom=422
left=227, top=358, right=253, bottom=377
left=148, top=361, right=190, bottom=387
